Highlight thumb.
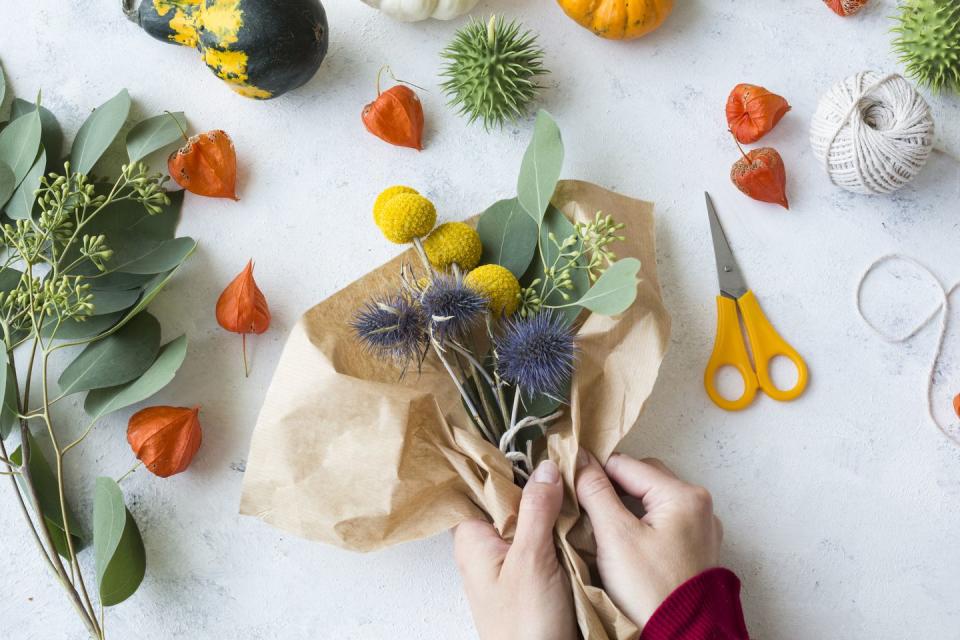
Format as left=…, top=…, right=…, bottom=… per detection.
left=575, top=449, right=631, bottom=530
left=512, top=459, right=564, bottom=559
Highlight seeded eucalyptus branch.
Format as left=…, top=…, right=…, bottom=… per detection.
left=518, top=211, right=626, bottom=318
left=0, top=73, right=196, bottom=640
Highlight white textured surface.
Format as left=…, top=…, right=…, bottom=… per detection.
left=1, top=0, right=959, bottom=638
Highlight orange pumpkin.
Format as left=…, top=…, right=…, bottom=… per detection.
left=556, top=0, right=674, bottom=39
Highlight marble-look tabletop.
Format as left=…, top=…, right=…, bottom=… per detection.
left=1, top=0, right=958, bottom=638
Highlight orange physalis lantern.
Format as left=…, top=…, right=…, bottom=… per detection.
left=216, top=260, right=271, bottom=376
left=726, top=84, right=791, bottom=144
left=168, top=129, right=239, bottom=200
left=127, top=406, right=202, bottom=478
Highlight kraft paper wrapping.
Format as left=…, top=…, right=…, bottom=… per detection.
left=240, top=180, right=671, bottom=640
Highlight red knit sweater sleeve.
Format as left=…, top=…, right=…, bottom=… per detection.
left=639, top=568, right=749, bottom=640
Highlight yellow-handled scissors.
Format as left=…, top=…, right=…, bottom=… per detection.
left=703, top=193, right=809, bottom=411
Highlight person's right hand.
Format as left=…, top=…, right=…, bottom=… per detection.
left=574, top=451, right=724, bottom=630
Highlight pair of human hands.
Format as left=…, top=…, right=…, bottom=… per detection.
left=454, top=451, right=723, bottom=639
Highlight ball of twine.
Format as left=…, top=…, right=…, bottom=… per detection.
left=810, top=71, right=935, bottom=195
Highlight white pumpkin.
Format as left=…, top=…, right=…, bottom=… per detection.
left=361, top=0, right=479, bottom=22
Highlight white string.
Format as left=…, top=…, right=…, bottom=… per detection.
left=811, top=71, right=935, bottom=195
left=855, top=254, right=960, bottom=447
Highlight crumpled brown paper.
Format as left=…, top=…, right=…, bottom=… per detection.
left=240, top=180, right=671, bottom=640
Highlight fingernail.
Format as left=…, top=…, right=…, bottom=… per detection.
left=532, top=459, right=559, bottom=484
left=576, top=448, right=589, bottom=469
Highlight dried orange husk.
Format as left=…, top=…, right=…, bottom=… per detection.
left=730, top=146, right=789, bottom=209
left=127, top=406, right=202, bottom=478
left=726, top=84, right=791, bottom=144
left=168, top=129, right=239, bottom=200
left=823, top=0, right=868, bottom=16
left=363, top=85, right=424, bottom=151
left=216, top=260, right=271, bottom=376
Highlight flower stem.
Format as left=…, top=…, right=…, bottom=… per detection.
left=117, top=461, right=142, bottom=484
left=431, top=341, right=496, bottom=444
left=411, top=237, right=433, bottom=275
left=242, top=333, right=250, bottom=378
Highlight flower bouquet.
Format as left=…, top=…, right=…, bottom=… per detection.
left=241, top=111, right=671, bottom=639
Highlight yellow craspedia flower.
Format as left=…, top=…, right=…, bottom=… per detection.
left=377, top=193, right=437, bottom=244
left=423, top=222, right=483, bottom=271
left=465, top=264, right=521, bottom=317
left=373, top=185, right=418, bottom=226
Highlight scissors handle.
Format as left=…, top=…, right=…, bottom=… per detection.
left=704, top=295, right=759, bottom=411
left=738, top=290, right=809, bottom=402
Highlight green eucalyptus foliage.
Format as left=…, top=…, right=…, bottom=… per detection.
left=892, top=0, right=960, bottom=94
left=93, top=477, right=146, bottom=607
left=477, top=109, right=638, bottom=325
left=0, top=61, right=196, bottom=635
left=476, top=198, right=538, bottom=278
left=517, top=111, right=563, bottom=225
left=440, top=15, right=548, bottom=130
left=10, top=433, right=86, bottom=558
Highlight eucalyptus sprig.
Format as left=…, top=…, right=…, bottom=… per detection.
left=0, top=68, right=196, bottom=640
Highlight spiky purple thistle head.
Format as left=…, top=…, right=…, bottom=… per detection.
left=351, top=294, right=427, bottom=367
left=420, top=273, right=487, bottom=341
left=495, top=310, right=576, bottom=399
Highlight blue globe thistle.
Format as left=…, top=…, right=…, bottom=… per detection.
left=352, top=295, right=427, bottom=367
left=420, top=273, right=488, bottom=341
left=495, top=310, right=576, bottom=399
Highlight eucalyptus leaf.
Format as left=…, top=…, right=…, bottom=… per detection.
left=88, top=272, right=154, bottom=291
left=62, top=191, right=182, bottom=275
left=41, top=312, right=123, bottom=341
left=93, top=477, right=146, bottom=607
left=522, top=390, right=563, bottom=419
left=69, top=89, right=131, bottom=175
left=114, top=237, right=196, bottom=275
left=0, top=108, right=41, bottom=184
left=517, top=110, right=563, bottom=224
left=58, top=312, right=161, bottom=396
left=521, top=205, right=589, bottom=325
left=574, top=258, right=641, bottom=316
left=84, top=335, right=188, bottom=418
left=0, top=267, right=25, bottom=346
left=88, top=288, right=141, bottom=316
left=0, top=363, right=16, bottom=440
left=12, top=99, right=63, bottom=170
left=0, top=160, right=15, bottom=205
left=0, top=267, right=22, bottom=294
left=0, top=349, right=10, bottom=440
left=477, top=198, right=539, bottom=278
left=4, top=148, right=44, bottom=219
left=0, top=63, right=6, bottom=108
left=10, top=433, right=85, bottom=558
left=109, top=252, right=195, bottom=329
left=126, top=112, right=185, bottom=162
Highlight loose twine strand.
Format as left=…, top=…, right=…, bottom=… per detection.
left=811, top=71, right=936, bottom=195
left=856, top=254, right=960, bottom=447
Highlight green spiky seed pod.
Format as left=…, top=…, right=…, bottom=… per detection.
left=892, top=0, right=960, bottom=94
left=440, top=15, right=548, bottom=130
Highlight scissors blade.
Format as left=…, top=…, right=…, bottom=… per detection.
left=705, top=192, right=748, bottom=299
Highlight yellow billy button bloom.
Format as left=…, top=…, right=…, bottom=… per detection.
left=423, top=222, right=483, bottom=271
left=373, top=185, right=418, bottom=226
left=376, top=193, right=437, bottom=244
left=465, top=264, right=521, bottom=317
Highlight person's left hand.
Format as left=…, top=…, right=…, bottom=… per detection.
left=453, top=459, right=577, bottom=640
